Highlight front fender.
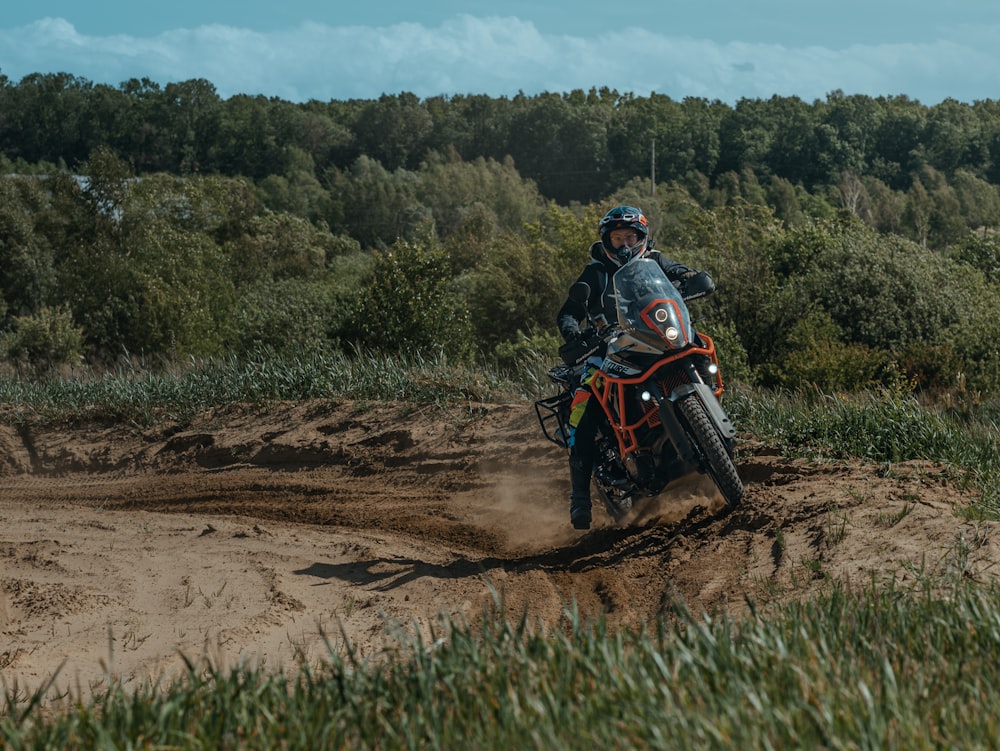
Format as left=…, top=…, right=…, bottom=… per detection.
left=668, top=382, right=737, bottom=442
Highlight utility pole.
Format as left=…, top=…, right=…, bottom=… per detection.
left=650, top=139, right=656, bottom=197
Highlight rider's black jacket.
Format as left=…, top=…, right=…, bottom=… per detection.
left=557, top=242, right=699, bottom=341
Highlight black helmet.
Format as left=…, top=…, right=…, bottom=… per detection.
left=598, top=205, right=650, bottom=266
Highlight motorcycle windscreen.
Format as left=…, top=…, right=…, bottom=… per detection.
left=612, top=258, right=695, bottom=349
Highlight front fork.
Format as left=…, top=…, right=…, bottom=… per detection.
left=645, top=360, right=737, bottom=467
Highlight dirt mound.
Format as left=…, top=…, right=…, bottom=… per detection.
left=1, top=399, right=994, bottom=701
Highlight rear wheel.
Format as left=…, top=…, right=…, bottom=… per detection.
left=678, top=396, right=743, bottom=508
left=593, top=481, right=632, bottom=523
left=592, top=432, right=633, bottom=522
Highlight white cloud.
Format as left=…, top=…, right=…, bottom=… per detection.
left=1, top=15, right=998, bottom=104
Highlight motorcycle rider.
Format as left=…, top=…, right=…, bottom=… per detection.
left=556, top=205, right=710, bottom=530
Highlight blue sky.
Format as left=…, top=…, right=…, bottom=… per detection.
left=2, top=1, right=999, bottom=104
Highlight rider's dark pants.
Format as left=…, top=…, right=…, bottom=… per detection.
left=568, top=385, right=601, bottom=501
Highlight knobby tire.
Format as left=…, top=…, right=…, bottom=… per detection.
left=678, top=395, right=744, bottom=508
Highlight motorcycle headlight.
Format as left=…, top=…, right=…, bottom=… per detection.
left=663, top=326, right=680, bottom=342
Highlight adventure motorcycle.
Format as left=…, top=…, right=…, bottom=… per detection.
left=534, top=257, right=743, bottom=522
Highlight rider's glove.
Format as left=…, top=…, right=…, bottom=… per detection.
left=559, top=329, right=599, bottom=365
left=674, top=269, right=715, bottom=300
left=673, top=269, right=698, bottom=287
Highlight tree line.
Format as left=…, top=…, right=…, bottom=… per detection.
left=2, top=70, right=1000, bottom=398
left=4, top=72, right=1000, bottom=240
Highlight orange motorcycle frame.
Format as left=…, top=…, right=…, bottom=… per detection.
left=590, top=333, right=724, bottom=461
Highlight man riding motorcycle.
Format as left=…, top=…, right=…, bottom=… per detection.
left=556, top=205, right=713, bottom=530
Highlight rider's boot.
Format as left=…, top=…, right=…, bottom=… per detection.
left=569, top=454, right=592, bottom=530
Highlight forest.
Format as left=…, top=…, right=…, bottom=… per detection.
left=2, top=70, right=1000, bottom=395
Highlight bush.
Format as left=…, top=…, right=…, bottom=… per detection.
left=761, top=310, right=900, bottom=392
left=701, top=320, right=752, bottom=386
left=794, top=221, right=965, bottom=350
left=492, top=329, right=561, bottom=372
left=350, top=240, right=474, bottom=359
left=232, top=278, right=352, bottom=356
left=776, top=338, right=898, bottom=392
left=0, top=305, right=84, bottom=373
left=948, top=231, right=1000, bottom=283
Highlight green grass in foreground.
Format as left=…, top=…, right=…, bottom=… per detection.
left=3, top=569, right=999, bottom=750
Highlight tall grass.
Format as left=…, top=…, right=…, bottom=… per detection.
left=4, top=571, right=1000, bottom=750
left=0, top=349, right=547, bottom=425
left=726, top=385, right=1000, bottom=517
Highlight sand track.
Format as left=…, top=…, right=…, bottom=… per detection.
left=1, top=399, right=994, bottom=701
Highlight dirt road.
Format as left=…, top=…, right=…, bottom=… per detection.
left=1, top=399, right=993, bottom=702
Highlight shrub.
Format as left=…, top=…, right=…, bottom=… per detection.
left=794, top=222, right=965, bottom=350
left=0, top=305, right=84, bottom=372
left=702, top=320, right=752, bottom=386
left=232, top=278, right=352, bottom=356
left=761, top=310, right=899, bottom=391
left=350, top=240, right=474, bottom=359
left=492, top=329, right=561, bottom=372
left=948, top=231, right=1000, bottom=283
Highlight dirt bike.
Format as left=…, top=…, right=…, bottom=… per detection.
left=534, top=257, right=743, bottom=522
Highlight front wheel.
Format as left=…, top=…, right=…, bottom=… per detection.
left=678, top=396, right=744, bottom=508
